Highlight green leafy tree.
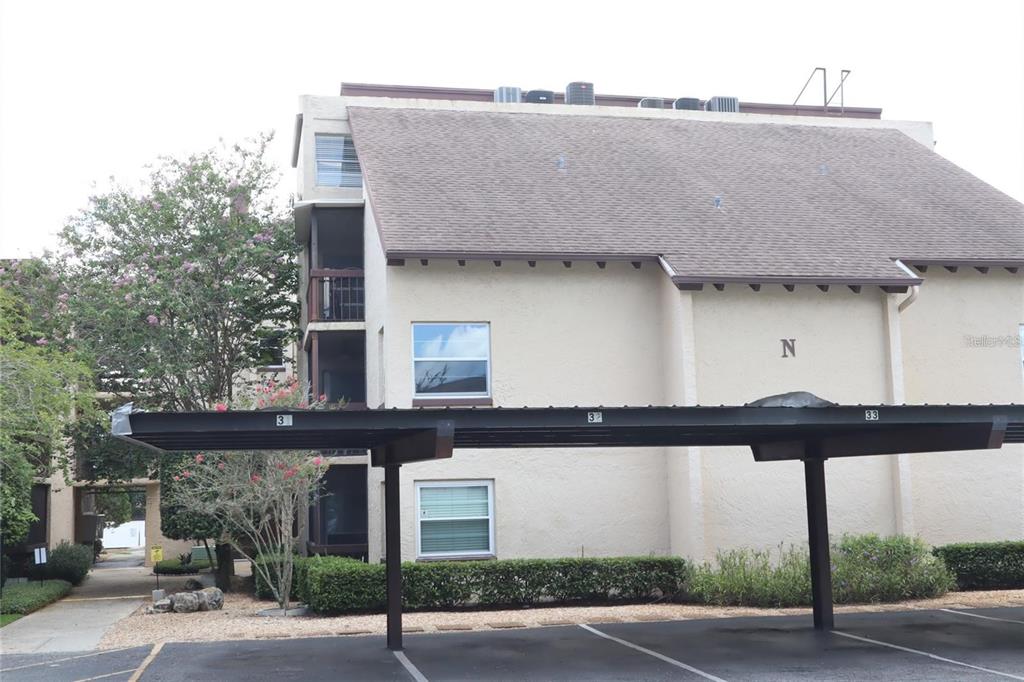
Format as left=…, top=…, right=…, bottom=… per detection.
left=0, top=286, right=96, bottom=545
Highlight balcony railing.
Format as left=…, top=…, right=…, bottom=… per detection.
left=309, top=268, right=364, bottom=321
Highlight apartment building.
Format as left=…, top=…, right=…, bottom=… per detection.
left=292, top=82, right=1024, bottom=564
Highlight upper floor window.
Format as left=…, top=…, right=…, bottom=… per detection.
left=315, top=134, right=362, bottom=188
left=412, top=323, right=490, bottom=398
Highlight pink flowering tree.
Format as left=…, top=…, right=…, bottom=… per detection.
left=164, top=376, right=330, bottom=612
left=51, top=133, right=297, bottom=411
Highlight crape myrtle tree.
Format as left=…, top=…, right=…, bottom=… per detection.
left=50, top=134, right=299, bottom=583
left=0, top=285, right=96, bottom=545
left=164, top=377, right=328, bottom=612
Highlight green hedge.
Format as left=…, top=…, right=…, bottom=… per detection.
left=933, top=541, right=1024, bottom=590
left=252, top=555, right=311, bottom=602
left=689, top=535, right=953, bottom=607
left=46, top=542, right=93, bottom=585
left=0, top=580, right=72, bottom=614
left=305, top=556, right=691, bottom=614
left=153, top=558, right=211, bottom=575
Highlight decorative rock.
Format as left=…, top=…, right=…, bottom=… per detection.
left=171, top=592, right=199, bottom=613
left=200, top=587, right=224, bottom=611
left=182, top=578, right=204, bottom=591
left=151, top=598, right=172, bottom=614
left=194, top=590, right=211, bottom=611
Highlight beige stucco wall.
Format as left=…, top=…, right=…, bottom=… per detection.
left=900, top=270, right=1024, bottom=544
left=46, top=472, right=75, bottom=547
left=366, top=260, right=670, bottom=562
left=143, top=481, right=193, bottom=567
left=689, top=287, right=897, bottom=557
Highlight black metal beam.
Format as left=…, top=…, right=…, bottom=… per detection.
left=383, top=461, right=402, bottom=650
left=112, top=403, right=1024, bottom=454
left=804, top=450, right=834, bottom=630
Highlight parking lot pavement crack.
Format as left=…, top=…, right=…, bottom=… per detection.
left=578, top=624, right=728, bottom=681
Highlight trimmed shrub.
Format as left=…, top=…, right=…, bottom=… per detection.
left=933, top=541, right=1024, bottom=590
left=0, top=580, right=72, bottom=614
left=832, top=534, right=953, bottom=603
left=46, top=542, right=93, bottom=585
left=154, top=558, right=211, bottom=575
left=252, top=555, right=311, bottom=602
left=305, top=556, right=691, bottom=614
left=689, top=535, right=953, bottom=608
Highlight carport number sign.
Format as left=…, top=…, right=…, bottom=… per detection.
left=587, top=411, right=603, bottom=424
left=865, top=409, right=880, bottom=421
left=276, top=414, right=293, bottom=427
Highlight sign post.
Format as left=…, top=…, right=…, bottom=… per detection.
left=33, top=546, right=47, bottom=583
left=150, top=545, right=163, bottom=590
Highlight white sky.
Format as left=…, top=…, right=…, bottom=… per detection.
left=1, top=0, right=1022, bottom=258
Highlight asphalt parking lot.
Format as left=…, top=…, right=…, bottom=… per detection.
left=2, top=607, right=1021, bottom=681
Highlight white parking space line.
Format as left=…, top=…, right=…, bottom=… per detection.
left=941, top=608, right=1024, bottom=625
left=394, top=650, right=429, bottom=682
left=579, top=624, right=728, bottom=682
left=74, top=669, right=137, bottom=681
left=0, top=647, right=137, bottom=672
left=833, top=630, right=1024, bottom=680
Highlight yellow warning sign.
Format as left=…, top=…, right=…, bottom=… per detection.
left=150, top=545, right=163, bottom=563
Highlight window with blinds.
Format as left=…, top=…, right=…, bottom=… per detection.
left=315, top=134, right=362, bottom=188
left=416, top=481, right=494, bottom=557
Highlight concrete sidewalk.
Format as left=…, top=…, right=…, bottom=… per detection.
left=1, top=566, right=197, bottom=654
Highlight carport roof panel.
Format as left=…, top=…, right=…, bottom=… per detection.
left=112, top=403, right=1022, bottom=458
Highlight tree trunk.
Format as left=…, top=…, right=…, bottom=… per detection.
left=202, top=538, right=216, bottom=570
left=214, top=543, right=234, bottom=591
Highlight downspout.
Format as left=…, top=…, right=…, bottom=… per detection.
left=888, top=259, right=920, bottom=535
left=894, top=260, right=920, bottom=313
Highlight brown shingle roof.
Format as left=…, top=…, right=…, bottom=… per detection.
left=347, top=106, right=1024, bottom=284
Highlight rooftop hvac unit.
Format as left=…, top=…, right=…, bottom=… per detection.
left=638, top=97, right=666, bottom=109
left=565, top=81, right=595, bottom=105
left=494, top=86, right=522, bottom=103
left=673, top=97, right=701, bottom=110
left=707, top=96, right=740, bottom=113
left=525, top=89, right=555, bottom=104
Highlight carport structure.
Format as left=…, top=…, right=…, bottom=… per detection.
left=112, top=397, right=1023, bottom=651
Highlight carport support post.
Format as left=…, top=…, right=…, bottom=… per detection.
left=804, top=451, right=834, bottom=630
left=385, top=462, right=403, bottom=650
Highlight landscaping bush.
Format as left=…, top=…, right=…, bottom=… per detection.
left=933, top=541, right=1024, bottom=590
left=0, top=580, right=72, bottom=614
left=304, top=556, right=691, bottom=614
left=832, top=534, right=953, bottom=603
left=689, top=535, right=953, bottom=608
left=689, top=546, right=811, bottom=607
left=46, top=541, right=93, bottom=585
left=153, top=558, right=211, bottom=575
left=252, top=555, right=311, bottom=602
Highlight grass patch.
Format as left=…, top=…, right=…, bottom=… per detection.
left=0, top=613, right=23, bottom=627
left=0, top=580, right=73, bottom=615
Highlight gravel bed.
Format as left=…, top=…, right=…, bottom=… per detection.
left=98, top=589, right=1024, bottom=649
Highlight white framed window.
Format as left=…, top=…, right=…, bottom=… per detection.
left=315, top=134, right=362, bottom=188
left=412, top=323, right=490, bottom=398
left=415, top=480, right=494, bottom=558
